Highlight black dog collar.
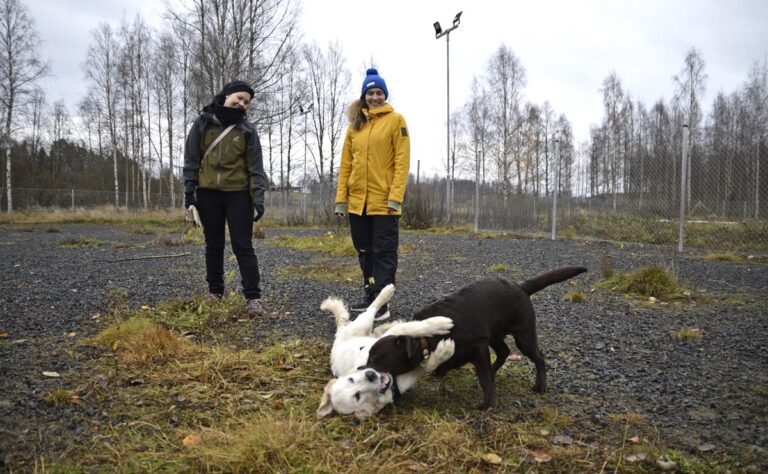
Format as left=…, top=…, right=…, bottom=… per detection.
left=391, top=375, right=401, bottom=400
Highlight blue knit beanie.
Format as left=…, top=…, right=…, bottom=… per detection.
left=360, top=68, right=388, bottom=99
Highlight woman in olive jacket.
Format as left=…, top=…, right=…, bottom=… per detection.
left=183, top=80, right=268, bottom=315
left=335, top=68, right=410, bottom=320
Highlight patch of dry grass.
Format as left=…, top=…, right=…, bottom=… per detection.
left=674, top=327, right=702, bottom=342
left=564, top=291, right=587, bottom=302
left=50, top=319, right=723, bottom=473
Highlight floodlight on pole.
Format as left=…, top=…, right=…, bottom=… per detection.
left=299, top=103, right=313, bottom=221
left=433, top=11, right=462, bottom=223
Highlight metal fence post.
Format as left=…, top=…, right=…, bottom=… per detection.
left=474, top=150, right=479, bottom=233
left=678, top=124, right=689, bottom=253
left=551, top=137, right=560, bottom=240
left=71, top=189, right=75, bottom=215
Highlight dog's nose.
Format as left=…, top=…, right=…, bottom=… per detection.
left=365, top=369, right=377, bottom=383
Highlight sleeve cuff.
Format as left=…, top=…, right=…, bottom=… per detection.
left=335, top=203, right=348, bottom=214
left=387, top=200, right=402, bottom=211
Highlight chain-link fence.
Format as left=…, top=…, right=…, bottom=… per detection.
left=3, top=163, right=767, bottom=255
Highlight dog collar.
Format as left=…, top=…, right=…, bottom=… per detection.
left=391, top=375, right=401, bottom=400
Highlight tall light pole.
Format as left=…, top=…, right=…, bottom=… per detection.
left=433, top=11, right=462, bottom=223
left=298, top=103, right=313, bottom=222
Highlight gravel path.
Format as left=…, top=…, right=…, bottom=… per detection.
left=1, top=223, right=766, bottom=469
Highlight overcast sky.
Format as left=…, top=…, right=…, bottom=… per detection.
left=27, top=0, right=768, bottom=176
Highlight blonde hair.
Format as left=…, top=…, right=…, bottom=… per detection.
left=346, top=99, right=368, bottom=131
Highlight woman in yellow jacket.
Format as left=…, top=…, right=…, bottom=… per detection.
left=335, top=68, right=410, bottom=320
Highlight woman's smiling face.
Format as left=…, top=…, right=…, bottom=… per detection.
left=224, top=91, right=252, bottom=110
left=365, top=88, right=386, bottom=108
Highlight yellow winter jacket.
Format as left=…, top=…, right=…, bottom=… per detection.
left=335, top=103, right=410, bottom=216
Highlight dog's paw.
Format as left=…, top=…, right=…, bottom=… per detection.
left=424, top=316, right=454, bottom=335
left=320, top=297, right=349, bottom=326
left=376, top=284, right=395, bottom=305
left=425, top=338, right=455, bottom=372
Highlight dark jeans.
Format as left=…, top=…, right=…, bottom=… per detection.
left=196, top=189, right=261, bottom=300
left=348, top=211, right=399, bottom=300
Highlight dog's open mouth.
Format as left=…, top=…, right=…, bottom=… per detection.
left=378, top=373, right=392, bottom=393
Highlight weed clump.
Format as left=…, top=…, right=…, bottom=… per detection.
left=90, top=318, right=195, bottom=366
left=623, top=266, right=678, bottom=298
left=597, top=265, right=680, bottom=299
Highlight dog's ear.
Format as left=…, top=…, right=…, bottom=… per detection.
left=316, top=379, right=337, bottom=419
left=397, top=336, right=423, bottom=365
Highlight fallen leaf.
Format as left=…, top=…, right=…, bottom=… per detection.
left=141, top=305, right=150, bottom=310
left=0, top=332, right=9, bottom=338
left=551, top=435, right=573, bottom=445
left=540, top=429, right=550, bottom=436
left=183, top=434, right=201, bottom=447
left=67, top=332, right=77, bottom=337
left=507, top=354, right=522, bottom=361
left=698, top=443, right=716, bottom=452
left=628, top=436, right=641, bottom=444
left=12, top=339, right=27, bottom=344
left=625, top=454, right=640, bottom=463
left=649, top=296, right=657, bottom=303
left=42, top=371, right=61, bottom=378
left=91, top=314, right=100, bottom=320
left=480, top=453, right=502, bottom=465
left=533, top=451, right=552, bottom=463
left=657, top=458, right=677, bottom=471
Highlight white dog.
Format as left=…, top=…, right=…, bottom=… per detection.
left=317, top=284, right=455, bottom=419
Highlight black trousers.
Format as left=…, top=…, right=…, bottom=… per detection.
left=348, top=211, right=399, bottom=300
left=196, top=189, right=261, bottom=300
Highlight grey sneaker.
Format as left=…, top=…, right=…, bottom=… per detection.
left=246, top=298, right=265, bottom=316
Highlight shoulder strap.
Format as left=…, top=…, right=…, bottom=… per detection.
left=203, top=124, right=237, bottom=161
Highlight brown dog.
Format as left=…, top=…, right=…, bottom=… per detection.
left=365, top=266, right=587, bottom=410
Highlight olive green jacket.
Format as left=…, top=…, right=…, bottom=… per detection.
left=183, top=106, right=267, bottom=208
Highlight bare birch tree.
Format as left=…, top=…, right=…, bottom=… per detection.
left=673, top=47, right=707, bottom=209
left=302, top=40, right=350, bottom=216
left=485, top=44, right=526, bottom=202
left=0, top=0, right=48, bottom=217
left=84, top=23, right=121, bottom=206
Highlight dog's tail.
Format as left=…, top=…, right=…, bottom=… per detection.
left=520, top=266, right=587, bottom=295
left=320, top=297, right=349, bottom=327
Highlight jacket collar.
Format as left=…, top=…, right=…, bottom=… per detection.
left=363, top=103, right=393, bottom=119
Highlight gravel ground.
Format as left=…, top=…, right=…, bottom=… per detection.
left=1, top=223, right=767, bottom=469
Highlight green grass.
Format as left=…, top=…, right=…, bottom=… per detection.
left=559, top=213, right=768, bottom=253
left=19, top=291, right=745, bottom=473
left=276, top=258, right=360, bottom=283
left=268, top=232, right=356, bottom=256
left=58, top=238, right=113, bottom=249
left=596, top=265, right=693, bottom=301
left=674, top=327, right=702, bottom=342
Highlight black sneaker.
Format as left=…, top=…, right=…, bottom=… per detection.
left=350, top=298, right=372, bottom=312
left=374, top=303, right=390, bottom=321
